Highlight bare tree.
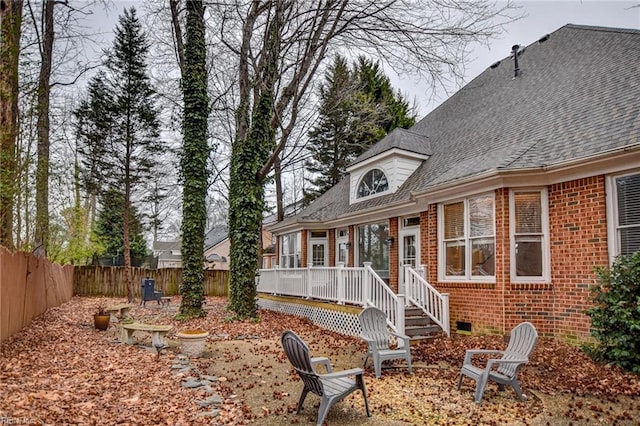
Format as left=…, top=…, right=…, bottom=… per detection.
left=221, top=0, right=520, bottom=317
left=0, top=0, right=24, bottom=250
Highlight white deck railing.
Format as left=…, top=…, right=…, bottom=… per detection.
left=403, top=265, right=450, bottom=336
left=257, top=262, right=405, bottom=335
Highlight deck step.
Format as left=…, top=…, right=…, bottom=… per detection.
left=404, top=305, right=443, bottom=340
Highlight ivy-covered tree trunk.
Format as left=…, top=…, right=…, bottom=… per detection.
left=0, top=0, right=23, bottom=250
left=228, top=5, right=281, bottom=319
left=178, top=0, right=209, bottom=319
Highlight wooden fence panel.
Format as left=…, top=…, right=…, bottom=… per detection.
left=73, top=266, right=229, bottom=298
left=1, top=247, right=74, bottom=343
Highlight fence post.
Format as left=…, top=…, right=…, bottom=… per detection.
left=337, top=263, right=345, bottom=305
left=273, top=265, right=279, bottom=295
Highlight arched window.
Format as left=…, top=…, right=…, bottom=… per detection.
left=357, top=169, right=388, bottom=198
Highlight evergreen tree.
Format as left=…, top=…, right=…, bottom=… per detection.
left=303, top=56, right=356, bottom=203
left=304, top=56, right=416, bottom=203
left=178, top=0, right=209, bottom=319
left=93, top=189, right=147, bottom=262
left=78, top=7, right=161, bottom=301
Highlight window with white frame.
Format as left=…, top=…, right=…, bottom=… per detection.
left=280, top=232, right=301, bottom=268
left=336, top=228, right=349, bottom=265
left=610, top=172, right=640, bottom=257
left=510, top=189, right=549, bottom=281
left=357, top=169, right=389, bottom=198
left=357, top=222, right=390, bottom=278
left=440, top=194, right=495, bottom=279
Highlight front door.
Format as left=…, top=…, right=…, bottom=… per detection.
left=399, top=230, right=420, bottom=292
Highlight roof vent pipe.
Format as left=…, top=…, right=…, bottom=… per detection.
left=512, top=44, right=520, bottom=78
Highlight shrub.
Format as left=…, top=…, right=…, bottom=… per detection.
left=585, top=252, right=640, bottom=373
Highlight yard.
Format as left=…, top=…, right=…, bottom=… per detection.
left=1, top=296, right=639, bottom=425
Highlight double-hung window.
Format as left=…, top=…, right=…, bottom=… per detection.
left=280, top=232, right=301, bottom=268
left=608, top=172, right=640, bottom=259
left=440, top=194, right=495, bottom=280
left=510, top=189, right=549, bottom=281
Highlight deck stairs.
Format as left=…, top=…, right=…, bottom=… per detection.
left=404, top=305, right=444, bottom=343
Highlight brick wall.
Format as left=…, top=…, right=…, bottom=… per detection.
left=424, top=177, right=608, bottom=341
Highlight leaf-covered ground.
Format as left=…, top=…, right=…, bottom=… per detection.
left=1, top=296, right=639, bottom=425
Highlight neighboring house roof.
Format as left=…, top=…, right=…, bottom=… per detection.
left=153, top=240, right=182, bottom=262
left=272, top=24, right=640, bottom=231
left=204, top=225, right=228, bottom=251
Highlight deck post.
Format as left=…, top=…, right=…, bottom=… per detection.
left=363, top=262, right=372, bottom=306
left=337, top=263, right=345, bottom=305
left=273, top=265, right=279, bottom=295
left=306, top=263, right=313, bottom=299
left=396, top=294, right=406, bottom=346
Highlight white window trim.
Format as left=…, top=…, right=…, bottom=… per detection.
left=335, top=228, right=349, bottom=265
left=437, top=193, right=495, bottom=282
left=606, top=170, right=640, bottom=264
left=355, top=167, right=390, bottom=202
left=308, top=230, right=328, bottom=267
left=509, top=188, right=551, bottom=283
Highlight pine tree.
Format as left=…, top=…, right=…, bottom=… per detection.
left=80, top=7, right=161, bottom=301
left=93, top=189, right=147, bottom=263
left=304, top=56, right=417, bottom=203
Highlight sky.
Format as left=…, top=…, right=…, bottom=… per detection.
left=395, top=0, right=640, bottom=115
left=93, top=1, right=639, bottom=117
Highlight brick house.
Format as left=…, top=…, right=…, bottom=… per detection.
left=260, top=24, right=640, bottom=342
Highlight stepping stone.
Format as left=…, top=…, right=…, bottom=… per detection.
left=196, top=410, right=221, bottom=418
left=182, top=378, right=203, bottom=389
left=202, top=375, right=218, bottom=382
left=195, top=394, right=223, bottom=407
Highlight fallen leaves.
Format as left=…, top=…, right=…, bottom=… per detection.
left=1, top=296, right=640, bottom=425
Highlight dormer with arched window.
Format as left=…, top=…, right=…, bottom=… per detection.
left=347, top=129, right=431, bottom=204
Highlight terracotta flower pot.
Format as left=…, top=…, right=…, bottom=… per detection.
left=94, top=314, right=111, bottom=331
left=176, top=330, right=209, bottom=357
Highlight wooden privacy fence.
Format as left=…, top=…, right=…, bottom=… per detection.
left=1, top=247, right=74, bottom=343
left=74, top=266, right=229, bottom=298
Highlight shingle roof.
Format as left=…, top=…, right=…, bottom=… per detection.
left=350, top=128, right=431, bottom=166
left=277, top=24, right=640, bottom=228
left=204, top=225, right=228, bottom=250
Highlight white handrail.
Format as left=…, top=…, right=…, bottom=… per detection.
left=362, top=263, right=405, bottom=338
left=257, top=264, right=405, bottom=336
left=404, top=266, right=450, bottom=336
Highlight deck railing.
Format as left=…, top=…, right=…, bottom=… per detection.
left=403, top=265, right=450, bottom=336
left=257, top=262, right=405, bottom=335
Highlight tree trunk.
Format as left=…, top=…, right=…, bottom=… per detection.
left=228, top=1, right=282, bottom=319
left=35, top=0, right=54, bottom=256
left=0, top=0, right=23, bottom=250
left=178, top=0, right=208, bottom=319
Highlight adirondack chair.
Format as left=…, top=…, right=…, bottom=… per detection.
left=457, top=321, right=538, bottom=403
left=281, top=330, right=371, bottom=426
left=358, top=306, right=413, bottom=378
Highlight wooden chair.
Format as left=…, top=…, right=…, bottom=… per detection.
left=457, top=321, right=538, bottom=403
left=281, top=330, right=371, bottom=426
left=358, top=306, right=413, bottom=378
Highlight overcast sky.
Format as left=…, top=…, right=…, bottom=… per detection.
left=92, top=0, right=639, bottom=116
left=401, top=0, right=640, bottom=115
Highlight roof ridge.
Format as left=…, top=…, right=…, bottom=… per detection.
left=564, top=23, right=640, bottom=34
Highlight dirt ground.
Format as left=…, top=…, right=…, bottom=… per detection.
left=1, top=296, right=639, bottom=425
